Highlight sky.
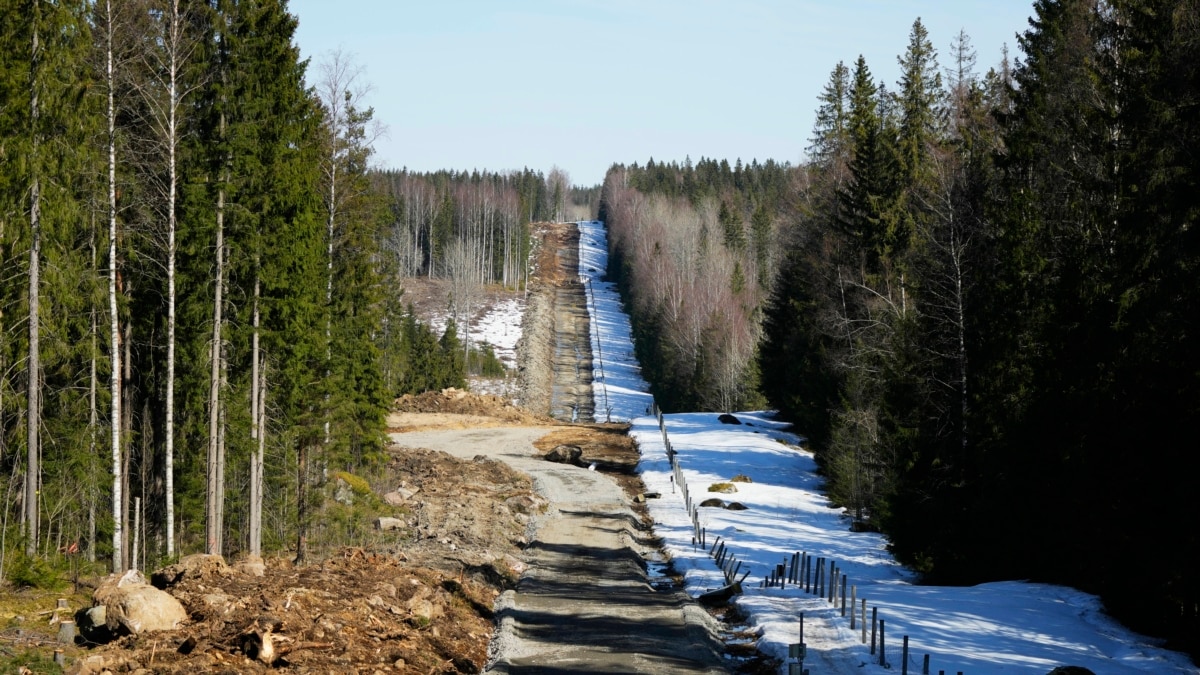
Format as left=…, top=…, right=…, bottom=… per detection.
left=289, top=1, right=1037, bottom=187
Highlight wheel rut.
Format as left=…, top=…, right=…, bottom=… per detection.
left=389, top=427, right=728, bottom=674
left=548, top=225, right=595, bottom=423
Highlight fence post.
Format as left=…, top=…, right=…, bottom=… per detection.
left=850, top=586, right=857, bottom=629
left=870, top=606, right=878, bottom=655
left=879, top=619, right=886, bottom=666
left=841, top=575, right=848, bottom=616
left=902, top=635, right=909, bottom=675
left=861, top=599, right=867, bottom=643
left=923, top=654, right=930, bottom=675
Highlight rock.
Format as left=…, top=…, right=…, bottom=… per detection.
left=375, top=517, right=405, bottom=531
left=383, top=487, right=418, bottom=505
left=200, top=593, right=236, bottom=616
left=725, top=502, right=749, bottom=511
left=405, top=586, right=444, bottom=622
left=707, top=482, right=738, bottom=494
left=1047, top=668, right=1096, bottom=675
left=543, top=444, right=583, bottom=465
left=152, top=553, right=228, bottom=588
left=74, top=605, right=114, bottom=645
left=85, top=605, right=106, bottom=627
left=717, top=413, right=741, bottom=425
left=504, top=495, right=541, bottom=514
left=233, top=554, right=266, bottom=577
left=730, top=474, right=753, bottom=483
left=93, top=572, right=187, bottom=634
left=334, top=477, right=355, bottom=505
left=699, top=498, right=725, bottom=508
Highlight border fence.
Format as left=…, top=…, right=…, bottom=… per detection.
left=649, top=403, right=965, bottom=675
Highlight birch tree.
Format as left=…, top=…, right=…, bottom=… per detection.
left=135, top=0, right=200, bottom=559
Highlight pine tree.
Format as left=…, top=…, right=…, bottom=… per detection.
left=808, top=61, right=852, bottom=173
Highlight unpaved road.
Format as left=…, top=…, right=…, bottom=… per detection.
left=390, top=427, right=727, bottom=673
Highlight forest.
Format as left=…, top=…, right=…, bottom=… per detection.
left=3, top=0, right=1197, bottom=664
left=0, top=0, right=573, bottom=584
left=600, top=0, right=1199, bottom=658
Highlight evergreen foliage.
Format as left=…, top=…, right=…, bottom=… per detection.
left=0, top=0, right=398, bottom=571
left=756, top=2, right=1200, bottom=659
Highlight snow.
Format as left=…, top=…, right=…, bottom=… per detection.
left=575, top=218, right=1198, bottom=675
left=427, top=296, right=525, bottom=369
left=577, top=219, right=654, bottom=422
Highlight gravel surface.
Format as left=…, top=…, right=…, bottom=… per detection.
left=390, top=427, right=728, bottom=673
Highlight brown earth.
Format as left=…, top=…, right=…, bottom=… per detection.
left=37, top=375, right=659, bottom=675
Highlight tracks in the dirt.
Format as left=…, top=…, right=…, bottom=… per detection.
left=550, top=282, right=594, bottom=423
left=545, top=224, right=596, bottom=423
left=390, top=426, right=727, bottom=674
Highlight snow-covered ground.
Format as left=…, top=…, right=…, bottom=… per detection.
left=578, top=219, right=654, bottom=422
left=575, top=220, right=1197, bottom=675
left=427, top=296, right=525, bottom=370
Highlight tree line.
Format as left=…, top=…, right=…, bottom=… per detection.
left=604, top=1, right=1199, bottom=659
left=598, top=157, right=791, bottom=412
left=0, top=0, right=473, bottom=579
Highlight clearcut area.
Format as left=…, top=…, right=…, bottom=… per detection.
left=388, top=426, right=726, bottom=674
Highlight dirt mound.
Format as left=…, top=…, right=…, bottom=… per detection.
left=392, top=388, right=548, bottom=427
left=71, top=551, right=496, bottom=674
left=66, top=442, right=545, bottom=674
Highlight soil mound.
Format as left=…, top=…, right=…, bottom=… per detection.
left=393, top=387, right=548, bottom=425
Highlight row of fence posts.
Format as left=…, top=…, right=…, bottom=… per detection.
left=581, top=276, right=611, bottom=421
left=652, top=403, right=960, bottom=674
left=654, top=405, right=707, bottom=552
left=766, top=543, right=957, bottom=672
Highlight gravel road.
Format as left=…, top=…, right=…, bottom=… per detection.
left=390, top=427, right=728, bottom=673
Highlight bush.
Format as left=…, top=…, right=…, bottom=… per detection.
left=467, top=343, right=506, bottom=378
left=4, top=553, right=66, bottom=591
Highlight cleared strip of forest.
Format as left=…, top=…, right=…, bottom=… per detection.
left=516, top=222, right=595, bottom=422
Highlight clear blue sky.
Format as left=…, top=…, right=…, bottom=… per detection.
left=289, top=0, right=1035, bottom=187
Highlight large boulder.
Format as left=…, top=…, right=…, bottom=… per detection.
left=93, top=570, right=187, bottom=635
left=544, top=444, right=583, bottom=465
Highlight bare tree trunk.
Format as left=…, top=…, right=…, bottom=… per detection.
left=89, top=246, right=98, bottom=564
left=207, top=129, right=226, bottom=556
left=251, top=364, right=265, bottom=556
left=324, top=165, right=335, bottom=447
left=25, top=0, right=43, bottom=560
left=249, top=276, right=262, bottom=555
left=294, top=442, right=307, bottom=565
left=102, top=0, right=125, bottom=573
left=131, top=496, right=140, bottom=572
left=163, top=0, right=182, bottom=559
left=216, top=334, right=227, bottom=554
left=122, top=313, right=133, bottom=570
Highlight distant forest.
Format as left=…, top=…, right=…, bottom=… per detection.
left=601, top=2, right=1199, bottom=659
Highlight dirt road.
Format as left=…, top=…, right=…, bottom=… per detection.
left=517, top=222, right=597, bottom=424
left=390, top=426, right=727, bottom=673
